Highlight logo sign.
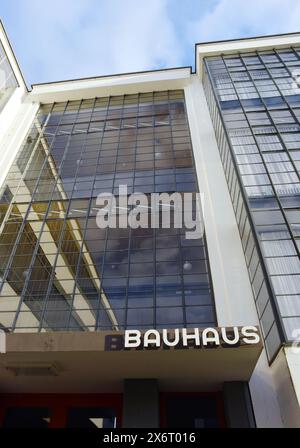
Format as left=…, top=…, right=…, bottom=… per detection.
left=104, top=326, right=260, bottom=351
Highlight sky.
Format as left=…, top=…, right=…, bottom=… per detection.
left=1, top=0, right=300, bottom=86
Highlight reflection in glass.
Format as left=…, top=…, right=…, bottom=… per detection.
left=0, top=91, right=215, bottom=332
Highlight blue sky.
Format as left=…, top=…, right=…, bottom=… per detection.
left=1, top=0, right=300, bottom=85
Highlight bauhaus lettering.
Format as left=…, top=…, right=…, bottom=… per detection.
left=104, top=326, right=260, bottom=351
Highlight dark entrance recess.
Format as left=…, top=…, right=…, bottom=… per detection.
left=0, top=394, right=123, bottom=428
left=3, top=407, right=51, bottom=428
left=160, top=393, right=225, bottom=428
left=0, top=392, right=226, bottom=428
left=66, top=407, right=116, bottom=428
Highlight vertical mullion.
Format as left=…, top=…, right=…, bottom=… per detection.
left=151, top=92, right=157, bottom=329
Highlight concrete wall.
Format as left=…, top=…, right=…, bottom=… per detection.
left=185, top=75, right=258, bottom=328
left=0, top=23, right=39, bottom=190
left=249, top=350, right=283, bottom=427
left=223, top=382, right=256, bottom=428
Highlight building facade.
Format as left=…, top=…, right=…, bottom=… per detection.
left=0, top=21, right=300, bottom=427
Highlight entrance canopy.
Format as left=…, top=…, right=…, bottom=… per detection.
left=0, top=329, right=262, bottom=393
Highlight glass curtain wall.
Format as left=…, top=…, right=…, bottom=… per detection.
left=0, top=90, right=216, bottom=332
left=204, top=47, right=300, bottom=358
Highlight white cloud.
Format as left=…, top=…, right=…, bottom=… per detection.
left=188, top=0, right=300, bottom=43
left=3, top=0, right=300, bottom=84
left=12, top=0, right=183, bottom=83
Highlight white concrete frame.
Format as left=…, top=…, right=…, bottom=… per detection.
left=0, top=21, right=38, bottom=190
left=1, top=27, right=300, bottom=426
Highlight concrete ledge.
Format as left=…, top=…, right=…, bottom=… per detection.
left=0, top=330, right=262, bottom=393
